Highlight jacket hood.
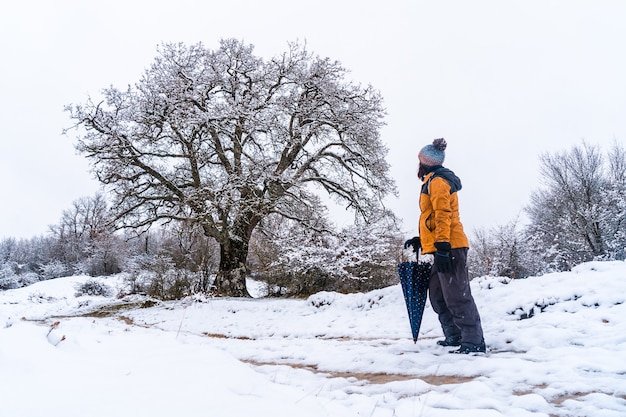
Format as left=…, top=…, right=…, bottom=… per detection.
left=428, top=167, right=462, bottom=193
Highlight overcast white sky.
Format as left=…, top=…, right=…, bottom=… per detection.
left=2, top=0, right=626, bottom=239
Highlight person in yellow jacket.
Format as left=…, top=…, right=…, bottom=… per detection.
left=405, top=138, right=486, bottom=354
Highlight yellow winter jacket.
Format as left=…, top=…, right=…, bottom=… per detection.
left=419, top=170, right=470, bottom=254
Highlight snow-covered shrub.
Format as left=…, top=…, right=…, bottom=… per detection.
left=308, top=291, right=339, bottom=308
left=0, top=261, right=41, bottom=291
left=16, top=272, right=40, bottom=287
left=249, top=216, right=402, bottom=296
left=121, top=254, right=198, bottom=300
left=0, top=262, right=20, bottom=290
left=40, top=260, right=70, bottom=280
left=74, top=279, right=114, bottom=297
left=0, top=275, right=18, bottom=291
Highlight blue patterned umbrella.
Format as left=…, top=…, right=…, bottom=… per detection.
left=398, top=260, right=431, bottom=343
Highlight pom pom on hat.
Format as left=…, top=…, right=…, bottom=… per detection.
left=418, top=138, right=447, bottom=166
left=432, top=138, right=447, bottom=152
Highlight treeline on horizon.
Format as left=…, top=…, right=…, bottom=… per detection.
left=1, top=141, right=624, bottom=299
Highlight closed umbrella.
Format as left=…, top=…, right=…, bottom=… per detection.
left=398, top=249, right=431, bottom=343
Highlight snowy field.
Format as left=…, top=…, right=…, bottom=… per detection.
left=1, top=261, right=625, bottom=417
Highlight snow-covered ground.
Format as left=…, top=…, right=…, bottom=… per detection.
left=1, top=261, right=625, bottom=417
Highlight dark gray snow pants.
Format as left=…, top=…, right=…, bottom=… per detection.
left=429, top=247, right=484, bottom=345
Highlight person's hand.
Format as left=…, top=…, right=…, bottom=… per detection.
left=404, top=236, right=421, bottom=253
left=434, top=241, right=453, bottom=273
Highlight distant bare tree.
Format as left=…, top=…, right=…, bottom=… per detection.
left=605, top=141, right=626, bottom=259
left=525, top=141, right=625, bottom=269
left=468, top=217, right=530, bottom=279
left=49, top=193, right=121, bottom=275
left=66, top=39, right=395, bottom=296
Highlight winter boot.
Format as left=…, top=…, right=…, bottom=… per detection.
left=450, top=341, right=486, bottom=354
left=436, top=335, right=461, bottom=347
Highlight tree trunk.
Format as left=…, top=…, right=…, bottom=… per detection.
left=213, top=237, right=251, bottom=297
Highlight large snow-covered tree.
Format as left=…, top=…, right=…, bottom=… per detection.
left=65, top=39, right=395, bottom=296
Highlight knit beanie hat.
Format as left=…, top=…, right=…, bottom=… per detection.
left=418, top=138, right=447, bottom=166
